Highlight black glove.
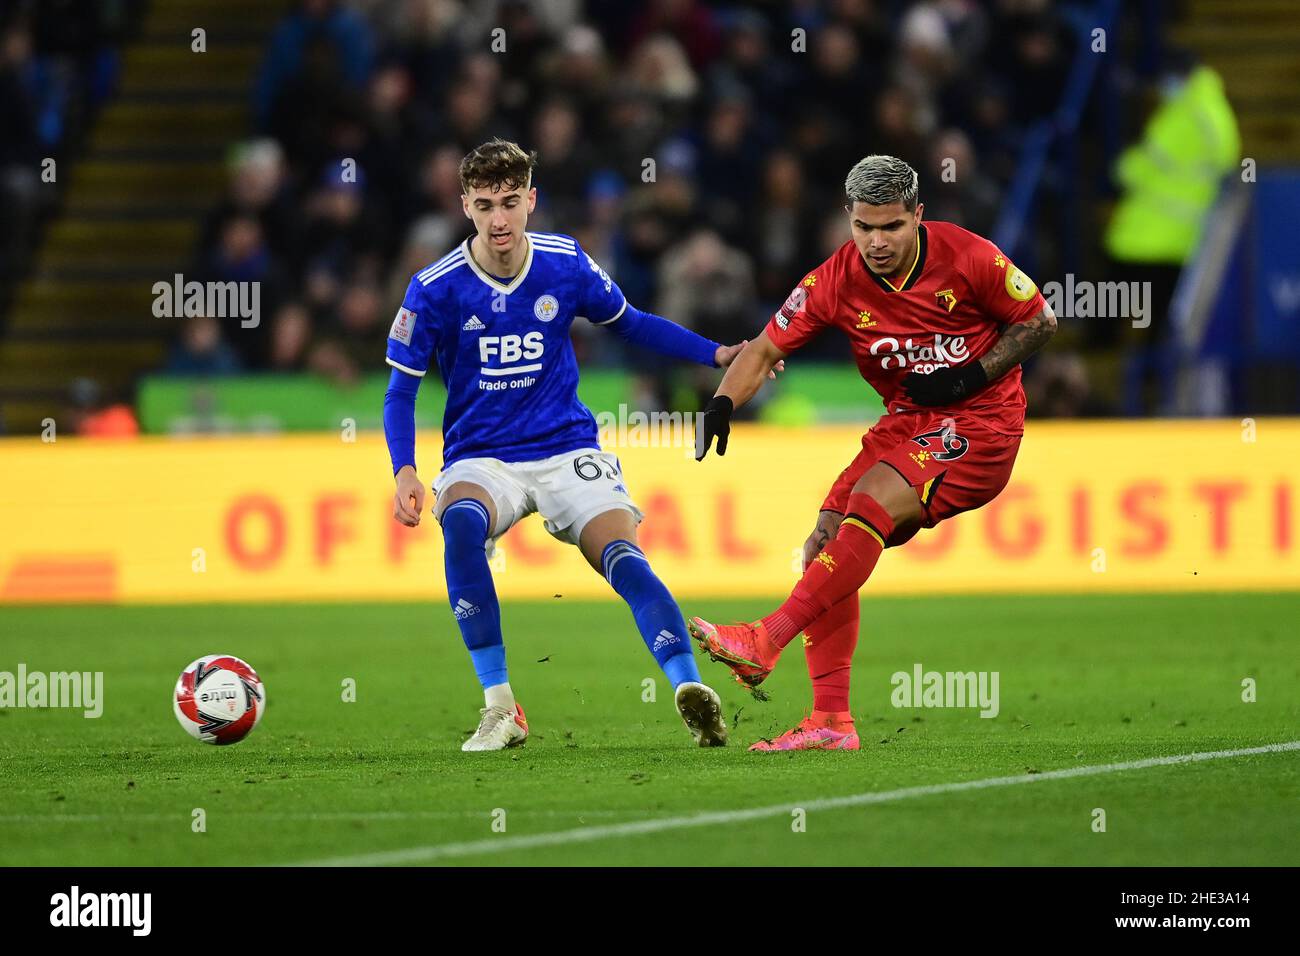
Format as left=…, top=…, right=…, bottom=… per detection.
left=695, top=395, right=734, bottom=460
left=901, top=363, right=988, bottom=407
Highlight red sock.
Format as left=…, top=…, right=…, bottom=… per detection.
left=803, top=593, right=860, bottom=714
left=762, top=492, right=893, bottom=648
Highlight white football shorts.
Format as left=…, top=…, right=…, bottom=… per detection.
left=432, top=447, right=643, bottom=555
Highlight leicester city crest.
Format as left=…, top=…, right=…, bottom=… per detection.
left=534, top=294, right=559, bottom=322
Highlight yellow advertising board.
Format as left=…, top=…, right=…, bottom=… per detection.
left=1, top=420, right=1296, bottom=603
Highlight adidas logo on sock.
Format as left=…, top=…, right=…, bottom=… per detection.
left=652, top=629, right=679, bottom=652
left=463, top=315, right=485, bottom=331
left=453, top=598, right=480, bottom=620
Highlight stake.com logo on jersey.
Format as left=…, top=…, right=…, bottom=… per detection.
left=869, top=333, right=969, bottom=373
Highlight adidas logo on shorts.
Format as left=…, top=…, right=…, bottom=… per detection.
left=463, top=315, right=485, bottom=331
left=652, top=629, right=679, bottom=652
left=453, top=598, right=480, bottom=620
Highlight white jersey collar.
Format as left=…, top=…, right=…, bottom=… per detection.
left=463, top=235, right=533, bottom=294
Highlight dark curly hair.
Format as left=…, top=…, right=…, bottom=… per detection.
left=458, top=138, right=538, bottom=194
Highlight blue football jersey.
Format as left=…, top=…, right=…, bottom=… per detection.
left=385, top=231, right=627, bottom=468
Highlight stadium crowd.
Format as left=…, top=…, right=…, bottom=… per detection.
left=0, top=0, right=143, bottom=302
left=171, top=0, right=1084, bottom=410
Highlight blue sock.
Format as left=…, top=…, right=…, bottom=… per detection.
left=601, top=539, right=702, bottom=689
left=440, top=499, right=507, bottom=689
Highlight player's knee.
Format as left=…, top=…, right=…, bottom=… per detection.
left=599, top=539, right=648, bottom=585
left=842, top=491, right=898, bottom=544
left=602, top=540, right=674, bottom=600
left=855, top=465, right=923, bottom=524
left=439, top=498, right=491, bottom=558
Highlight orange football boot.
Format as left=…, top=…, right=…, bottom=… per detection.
left=687, top=616, right=781, bottom=695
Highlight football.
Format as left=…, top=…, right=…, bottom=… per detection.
left=173, top=654, right=266, bottom=745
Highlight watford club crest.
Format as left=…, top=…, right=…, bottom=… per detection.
left=934, top=289, right=957, bottom=313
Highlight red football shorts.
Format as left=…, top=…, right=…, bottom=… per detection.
left=821, top=411, right=1021, bottom=542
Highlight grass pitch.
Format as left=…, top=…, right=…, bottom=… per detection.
left=1, top=593, right=1297, bottom=866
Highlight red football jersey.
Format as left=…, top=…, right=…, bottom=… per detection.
left=765, top=220, right=1047, bottom=436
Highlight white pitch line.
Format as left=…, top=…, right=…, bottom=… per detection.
left=0, top=809, right=633, bottom=824
left=293, top=740, right=1300, bottom=867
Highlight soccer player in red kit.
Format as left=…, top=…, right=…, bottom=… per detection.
left=690, top=155, right=1057, bottom=751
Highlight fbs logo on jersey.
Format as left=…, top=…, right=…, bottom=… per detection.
left=463, top=315, right=485, bottom=331
left=389, top=307, right=416, bottom=345
left=480, top=332, right=544, bottom=366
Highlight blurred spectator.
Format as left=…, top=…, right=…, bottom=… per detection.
left=705, top=9, right=795, bottom=123
left=195, top=213, right=290, bottom=367
left=629, top=31, right=696, bottom=103
left=199, top=140, right=299, bottom=272
left=166, top=316, right=243, bottom=376
left=1024, top=352, right=1116, bottom=418
left=436, top=73, right=508, bottom=155
left=256, top=0, right=375, bottom=132
left=986, top=1, right=1072, bottom=124
left=542, top=23, right=612, bottom=118
left=656, top=229, right=756, bottom=347
left=826, top=0, right=892, bottom=56
left=921, top=128, right=1000, bottom=237
left=694, top=89, right=766, bottom=243
left=806, top=23, right=872, bottom=131
left=67, top=378, right=139, bottom=437
left=872, top=85, right=930, bottom=170
left=531, top=97, right=592, bottom=226
left=488, top=1, right=556, bottom=124
left=626, top=0, right=722, bottom=72
left=0, top=19, right=41, bottom=288
left=755, top=149, right=822, bottom=303
left=300, top=168, right=387, bottom=304
left=268, top=302, right=313, bottom=372
left=308, top=279, right=385, bottom=384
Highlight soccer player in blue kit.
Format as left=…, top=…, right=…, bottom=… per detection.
left=384, top=139, right=772, bottom=751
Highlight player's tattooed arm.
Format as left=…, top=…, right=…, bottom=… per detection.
left=978, top=304, right=1058, bottom=382
left=903, top=303, right=1056, bottom=407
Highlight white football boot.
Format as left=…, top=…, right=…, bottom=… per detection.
left=674, top=682, right=728, bottom=747
left=462, top=702, right=529, bottom=751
